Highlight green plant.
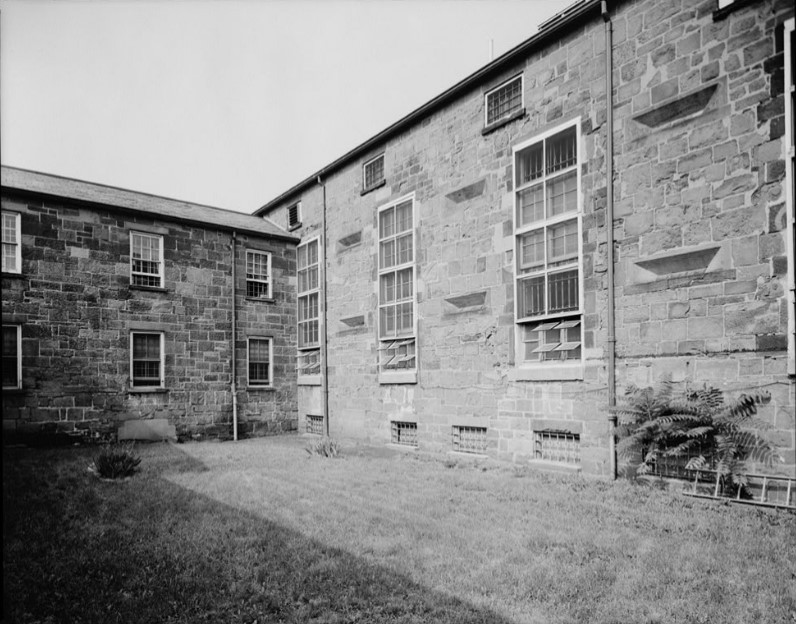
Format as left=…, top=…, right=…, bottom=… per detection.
left=305, top=437, right=340, bottom=458
left=89, top=442, right=142, bottom=479
left=614, top=378, right=783, bottom=492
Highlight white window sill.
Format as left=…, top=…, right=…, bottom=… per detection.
left=247, top=385, right=274, bottom=392
left=129, top=387, right=167, bottom=394
left=509, top=364, right=583, bottom=381
left=298, top=375, right=322, bottom=386
left=379, top=370, right=417, bottom=385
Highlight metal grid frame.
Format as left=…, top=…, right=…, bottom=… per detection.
left=534, top=430, right=580, bottom=464
left=306, top=414, right=324, bottom=435
left=452, top=425, right=487, bottom=454
left=391, top=421, right=418, bottom=447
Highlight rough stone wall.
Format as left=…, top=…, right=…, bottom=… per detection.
left=271, top=0, right=795, bottom=477
left=1, top=193, right=297, bottom=441
left=611, top=0, right=795, bottom=474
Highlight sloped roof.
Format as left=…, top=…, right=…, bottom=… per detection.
left=254, top=0, right=601, bottom=216
left=1, top=166, right=297, bottom=242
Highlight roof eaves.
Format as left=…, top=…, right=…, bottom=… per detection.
left=253, top=0, right=603, bottom=216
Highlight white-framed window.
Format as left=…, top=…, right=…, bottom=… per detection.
left=2, top=324, right=22, bottom=390
left=130, top=332, right=164, bottom=388
left=288, top=202, right=302, bottom=229
left=485, top=74, right=523, bottom=127
left=513, top=121, right=583, bottom=369
left=130, top=232, right=163, bottom=288
left=2, top=211, right=21, bottom=274
left=785, top=17, right=795, bottom=375
left=378, top=195, right=417, bottom=377
left=363, top=154, right=385, bottom=191
left=297, top=237, right=321, bottom=376
left=248, top=337, right=273, bottom=387
left=246, top=250, right=272, bottom=299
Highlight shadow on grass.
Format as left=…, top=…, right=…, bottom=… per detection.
left=3, top=443, right=515, bottom=624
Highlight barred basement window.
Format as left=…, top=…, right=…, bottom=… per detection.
left=485, top=75, right=523, bottom=126
left=288, top=202, right=301, bottom=229
left=2, top=325, right=21, bottom=390
left=378, top=196, right=417, bottom=376
left=130, top=232, right=163, bottom=288
left=391, top=421, right=418, bottom=447
left=513, top=122, right=582, bottom=368
left=130, top=332, right=164, bottom=388
left=306, top=414, right=324, bottom=435
left=248, top=337, right=272, bottom=387
left=246, top=250, right=271, bottom=299
left=363, top=154, right=385, bottom=191
left=2, top=211, right=21, bottom=274
left=452, top=426, right=487, bottom=454
left=534, top=431, right=580, bottom=464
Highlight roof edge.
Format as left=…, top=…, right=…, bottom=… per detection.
left=253, top=0, right=602, bottom=216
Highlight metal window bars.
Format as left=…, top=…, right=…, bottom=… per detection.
left=452, top=426, right=487, bottom=453
left=534, top=430, right=580, bottom=464
left=391, top=421, right=418, bottom=447
left=306, top=414, right=324, bottom=435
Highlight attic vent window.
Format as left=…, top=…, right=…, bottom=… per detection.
left=485, top=75, right=523, bottom=127
left=363, top=154, right=385, bottom=192
left=288, top=202, right=301, bottom=229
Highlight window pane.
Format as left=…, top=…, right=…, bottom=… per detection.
left=546, top=126, right=577, bottom=174
left=519, top=230, right=544, bottom=270
left=398, top=302, right=414, bottom=333
left=249, top=339, right=270, bottom=363
left=516, top=142, right=543, bottom=186
left=380, top=239, right=396, bottom=269
left=547, top=219, right=578, bottom=264
left=380, top=306, right=396, bottom=338
left=548, top=269, right=579, bottom=313
left=2, top=243, right=18, bottom=273
left=517, top=183, right=544, bottom=226
left=396, top=268, right=413, bottom=300
left=247, top=252, right=268, bottom=280
left=396, top=233, right=413, bottom=265
left=519, top=276, right=545, bottom=318
left=379, top=207, right=395, bottom=239
left=133, top=334, right=160, bottom=359
left=380, top=273, right=396, bottom=303
left=395, top=200, right=413, bottom=233
left=546, top=171, right=577, bottom=218
left=487, top=77, right=522, bottom=125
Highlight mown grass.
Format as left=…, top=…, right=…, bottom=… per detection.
left=3, top=436, right=795, bottom=624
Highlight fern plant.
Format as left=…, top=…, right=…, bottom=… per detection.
left=305, top=437, right=341, bottom=458
left=89, top=442, right=142, bottom=479
left=613, top=378, right=783, bottom=493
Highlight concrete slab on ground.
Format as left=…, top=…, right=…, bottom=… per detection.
left=118, top=419, right=176, bottom=442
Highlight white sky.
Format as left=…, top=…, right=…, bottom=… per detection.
left=1, top=0, right=571, bottom=214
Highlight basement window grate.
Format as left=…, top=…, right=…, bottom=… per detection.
left=452, top=426, right=487, bottom=454
left=306, top=414, right=324, bottom=435
left=534, top=430, right=580, bottom=464
left=391, top=421, right=418, bottom=447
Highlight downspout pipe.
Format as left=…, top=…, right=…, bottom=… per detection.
left=232, top=230, right=239, bottom=441
left=317, top=177, right=330, bottom=437
left=602, top=0, right=617, bottom=479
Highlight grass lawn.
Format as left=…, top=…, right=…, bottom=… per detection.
left=3, top=436, right=795, bottom=624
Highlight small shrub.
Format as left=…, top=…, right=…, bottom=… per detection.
left=89, top=442, right=142, bottom=479
left=306, top=438, right=341, bottom=458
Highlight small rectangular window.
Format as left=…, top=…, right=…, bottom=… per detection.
left=130, top=232, right=163, bottom=288
left=2, top=211, right=22, bottom=274
left=2, top=325, right=22, bottom=390
left=306, top=414, right=324, bottom=435
left=288, top=202, right=302, bottom=229
left=534, top=430, right=580, bottom=465
left=485, top=75, right=523, bottom=127
left=130, top=332, right=164, bottom=388
left=246, top=250, right=271, bottom=299
left=391, top=421, right=418, bottom=447
left=363, top=154, right=385, bottom=191
left=452, top=426, right=487, bottom=454
left=248, top=337, right=273, bottom=387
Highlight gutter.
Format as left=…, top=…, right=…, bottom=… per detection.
left=254, top=0, right=603, bottom=216
left=231, top=230, right=239, bottom=441
left=602, top=1, right=618, bottom=480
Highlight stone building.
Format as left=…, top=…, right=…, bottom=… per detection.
left=255, top=0, right=795, bottom=477
left=2, top=166, right=299, bottom=442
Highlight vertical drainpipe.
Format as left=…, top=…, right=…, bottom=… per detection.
left=602, top=1, right=617, bottom=479
left=231, top=230, right=239, bottom=441
left=317, top=177, right=330, bottom=437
